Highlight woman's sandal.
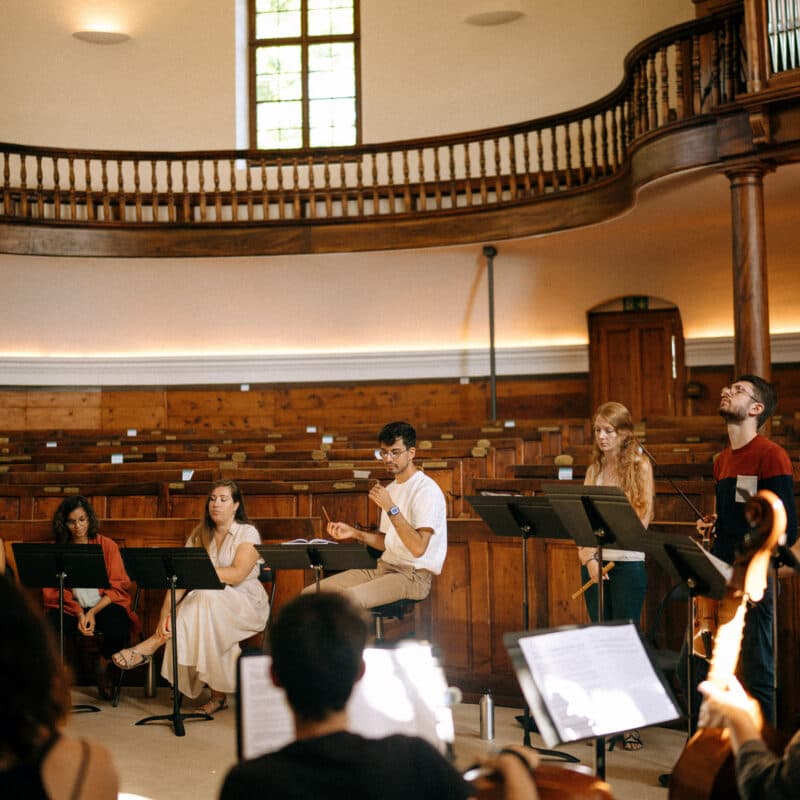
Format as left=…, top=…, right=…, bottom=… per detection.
left=111, top=647, right=152, bottom=671
left=620, top=730, right=643, bottom=751
left=198, top=693, right=228, bottom=716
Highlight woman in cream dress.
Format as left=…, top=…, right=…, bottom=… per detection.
left=112, top=479, right=269, bottom=715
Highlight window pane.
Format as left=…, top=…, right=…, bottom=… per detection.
left=255, top=0, right=302, bottom=40
left=308, top=43, right=354, bottom=99
left=310, top=98, right=356, bottom=146
left=256, top=45, right=302, bottom=77
left=308, top=0, right=354, bottom=36
left=257, top=100, right=303, bottom=150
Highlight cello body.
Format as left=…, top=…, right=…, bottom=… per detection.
left=473, top=762, right=613, bottom=800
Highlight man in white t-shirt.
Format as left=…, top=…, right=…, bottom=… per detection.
left=309, top=421, right=447, bottom=609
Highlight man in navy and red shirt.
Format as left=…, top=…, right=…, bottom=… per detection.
left=703, top=374, right=797, bottom=723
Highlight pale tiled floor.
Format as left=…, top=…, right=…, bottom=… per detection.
left=66, top=686, right=686, bottom=800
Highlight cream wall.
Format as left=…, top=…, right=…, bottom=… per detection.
left=4, top=0, right=797, bottom=385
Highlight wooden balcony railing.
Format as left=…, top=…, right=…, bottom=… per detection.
left=1, top=4, right=798, bottom=257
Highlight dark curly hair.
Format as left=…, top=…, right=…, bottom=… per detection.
left=0, top=573, right=71, bottom=763
left=52, top=495, right=99, bottom=544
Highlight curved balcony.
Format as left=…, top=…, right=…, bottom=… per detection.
left=1, top=6, right=799, bottom=258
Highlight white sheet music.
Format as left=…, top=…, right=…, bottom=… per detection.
left=238, top=642, right=454, bottom=761
left=517, top=623, right=679, bottom=744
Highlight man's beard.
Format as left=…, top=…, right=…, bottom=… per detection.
left=720, top=406, right=747, bottom=423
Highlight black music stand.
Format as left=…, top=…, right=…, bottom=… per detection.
left=119, top=547, right=223, bottom=737
left=634, top=529, right=730, bottom=736
left=256, top=543, right=377, bottom=592
left=543, top=483, right=654, bottom=779
left=466, top=495, right=578, bottom=763
left=13, top=542, right=109, bottom=714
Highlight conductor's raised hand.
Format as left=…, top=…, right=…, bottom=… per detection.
left=368, top=482, right=393, bottom=512
left=327, top=521, right=359, bottom=541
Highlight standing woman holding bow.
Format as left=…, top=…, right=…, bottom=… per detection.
left=111, top=479, right=269, bottom=716
left=577, top=402, right=654, bottom=750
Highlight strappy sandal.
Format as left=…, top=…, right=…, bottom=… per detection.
left=198, top=693, right=228, bottom=716
left=622, top=730, right=643, bottom=751
left=111, top=647, right=152, bottom=671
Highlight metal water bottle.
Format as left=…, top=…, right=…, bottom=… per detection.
left=479, top=689, right=495, bottom=740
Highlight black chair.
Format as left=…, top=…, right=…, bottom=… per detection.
left=371, top=598, right=422, bottom=643
left=112, top=585, right=156, bottom=707
left=241, top=563, right=276, bottom=653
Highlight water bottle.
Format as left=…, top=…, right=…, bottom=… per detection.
left=479, top=689, right=495, bottom=740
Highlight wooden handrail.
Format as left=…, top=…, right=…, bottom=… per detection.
left=1, top=4, right=799, bottom=257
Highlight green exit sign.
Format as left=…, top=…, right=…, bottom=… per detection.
left=623, top=296, right=649, bottom=311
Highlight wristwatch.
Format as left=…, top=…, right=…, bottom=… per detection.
left=388, top=505, right=401, bottom=517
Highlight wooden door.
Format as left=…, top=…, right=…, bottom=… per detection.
left=588, top=308, right=685, bottom=419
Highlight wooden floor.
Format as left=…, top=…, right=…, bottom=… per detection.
left=66, top=686, right=686, bottom=799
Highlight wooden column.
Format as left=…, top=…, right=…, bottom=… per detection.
left=726, top=164, right=771, bottom=378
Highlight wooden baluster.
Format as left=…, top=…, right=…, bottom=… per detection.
left=522, top=133, right=531, bottom=195
left=356, top=156, right=364, bottom=216
left=464, top=143, right=473, bottom=205
left=292, top=159, right=301, bottom=219
left=560, top=125, right=570, bottom=188
left=276, top=158, right=285, bottom=219
left=550, top=127, right=559, bottom=190
left=692, top=34, right=702, bottom=114
left=710, top=29, right=721, bottom=108
left=229, top=159, right=238, bottom=221
left=402, top=149, right=411, bottom=211
left=19, top=154, right=28, bottom=218
left=448, top=144, right=457, bottom=207
left=633, top=64, right=643, bottom=137
left=660, top=47, right=670, bottom=125
left=600, top=112, right=609, bottom=176
left=323, top=156, right=332, bottom=217
left=244, top=157, right=253, bottom=221
left=307, top=156, right=316, bottom=219
left=36, top=155, right=44, bottom=218
left=430, top=147, right=440, bottom=210
left=100, top=159, right=110, bottom=220
left=577, top=119, right=586, bottom=185
left=724, top=18, right=735, bottom=102
left=417, top=147, right=426, bottom=211
left=181, top=160, right=190, bottom=222
left=676, top=41, right=685, bottom=120
left=2, top=152, right=10, bottom=216
left=610, top=109, right=619, bottom=173
left=260, top=160, right=269, bottom=222
left=166, top=160, right=175, bottom=223
left=479, top=140, right=487, bottom=204
left=493, top=138, right=502, bottom=201
left=133, top=160, right=142, bottom=222
left=151, top=160, right=159, bottom=220
left=339, top=156, right=348, bottom=218
left=387, top=151, right=396, bottom=214
left=213, top=159, right=222, bottom=219
left=508, top=134, right=519, bottom=197
left=649, top=52, right=658, bottom=129
left=198, top=160, right=207, bottom=222
left=117, top=160, right=125, bottom=222
left=371, top=153, right=379, bottom=214
left=85, top=159, right=94, bottom=221
left=589, top=116, right=598, bottom=181
left=536, top=130, right=544, bottom=194
left=52, top=157, right=61, bottom=220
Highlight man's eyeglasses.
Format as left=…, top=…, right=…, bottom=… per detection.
left=720, top=384, right=759, bottom=402
left=375, top=448, right=408, bottom=461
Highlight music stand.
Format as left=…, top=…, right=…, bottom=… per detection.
left=256, top=543, right=377, bottom=592
left=634, top=529, right=730, bottom=736
left=13, top=542, right=110, bottom=714
left=466, top=495, right=578, bottom=763
left=119, top=547, right=223, bottom=737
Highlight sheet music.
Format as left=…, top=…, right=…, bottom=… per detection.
left=238, top=643, right=454, bottom=762
left=517, top=623, right=679, bottom=743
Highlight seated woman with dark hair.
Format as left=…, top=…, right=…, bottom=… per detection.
left=42, top=495, right=138, bottom=700
left=0, top=573, right=119, bottom=799
left=112, top=479, right=270, bottom=716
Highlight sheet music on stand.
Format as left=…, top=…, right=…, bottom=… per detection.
left=236, top=641, right=454, bottom=762
left=505, top=621, right=680, bottom=748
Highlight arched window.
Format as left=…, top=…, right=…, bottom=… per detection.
left=249, top=0, right=361, bottom=150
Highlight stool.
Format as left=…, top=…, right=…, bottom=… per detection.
left=370, top=598, right=422, bottom=643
